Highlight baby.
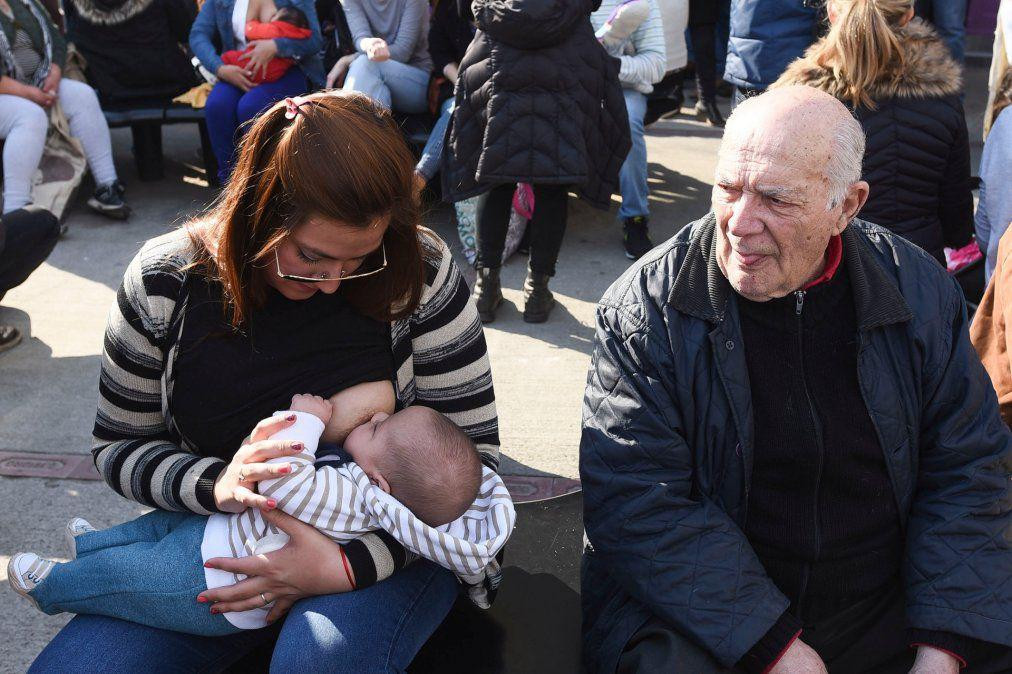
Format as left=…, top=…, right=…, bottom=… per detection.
left=221, top=7, right=314, bottom=84
left=8, top=383, right=515, bottom=635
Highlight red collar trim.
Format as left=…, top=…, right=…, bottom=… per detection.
left=803, top=235, right=843, bottom=290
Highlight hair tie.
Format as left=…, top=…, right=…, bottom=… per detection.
left=284, top=96, right=310, bottom=120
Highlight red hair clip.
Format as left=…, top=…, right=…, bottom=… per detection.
left=284, top=96, right=309, bottom=120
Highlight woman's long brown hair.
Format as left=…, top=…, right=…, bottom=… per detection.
left=188, top=91, right=427, bottom=329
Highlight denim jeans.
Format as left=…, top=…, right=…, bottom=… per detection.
left=29, top=542, right=458, bottom=673
left=204, top=67, right=308, bottom=184
left=916, top=0, right=967, bottom=63
left=343, top=55, right=429, bottom=113
left=618, top=89, right=648, bottom=220
left=29, top=510, right=237, bottom=637
left=416, top=98, right=455, bottom=181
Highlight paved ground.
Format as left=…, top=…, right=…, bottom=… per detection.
left=0, top=58, right=990, bottom=671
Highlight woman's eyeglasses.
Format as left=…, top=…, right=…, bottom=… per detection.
left=274, top=243, right=388, bottom=283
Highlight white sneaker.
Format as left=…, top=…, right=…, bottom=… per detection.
left=65, top=518, right=96, bottom=560
left=7, top=553, right=55, bottom=610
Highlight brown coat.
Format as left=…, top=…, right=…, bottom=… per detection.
left=971, top=227, right=1012, bottom=426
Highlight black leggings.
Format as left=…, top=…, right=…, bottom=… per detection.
left=0, top=206, right=59, bottom=301
left=476, top=184, right=569, bottom=277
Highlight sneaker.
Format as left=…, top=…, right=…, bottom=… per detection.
left=0, top=325, right=22, bottom=354
left=87, top=181, right=130, bottom=220
left=7, top=552, right=55, bottom=610
left=65, top=518, right=96, bottom=560
left=622, top=216, right=654, bottom=260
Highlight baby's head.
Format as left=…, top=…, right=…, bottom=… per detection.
left=344, top=406, right=481, bottom=526
left=270, top=6, right=309, bottom=28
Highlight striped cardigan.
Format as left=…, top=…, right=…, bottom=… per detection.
left=92, top=226, right=500, bottom=587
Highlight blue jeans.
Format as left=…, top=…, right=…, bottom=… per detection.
left=204, top=67, right=308, bottom=184
left=416, top=98, right=454, bottom=181
left=618, top=89, right=648, bottom=219
left=29, top=511, right=236, bottom=636
left=343, top=55, right=429, bottom=113
left=29, top=533, right=458, bottom=673
left=917, top=0, right=966, bottom=63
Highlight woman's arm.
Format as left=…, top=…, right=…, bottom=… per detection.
left=341, top=0, right=375, bottom=53
left=273, top=0, right=324, bottom=59
left=410, top=236, right=500, bottom=470
left=383, top=0, right=425, bottom=63
left=189, top=0, right=225, bottom=75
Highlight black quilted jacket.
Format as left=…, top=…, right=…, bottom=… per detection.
left=580, top=213, right=1012, bottom=672
left=440, top=0, right=631, bottom=207
left=776, top=20, right=973, bottom=263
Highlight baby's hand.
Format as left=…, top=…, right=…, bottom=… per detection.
left=289, top=394, right=334, bottom=425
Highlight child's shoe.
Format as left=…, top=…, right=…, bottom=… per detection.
left=65, top=518, right=96, bottom=560
left=596, top=0, right=650, bottom=55
left=7, top=552, right=55, bottom=609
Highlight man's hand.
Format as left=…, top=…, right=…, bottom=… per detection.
left=216, top=64, right=254, bottom=92
left=41, top=64, right=61, bottom=95
left=909, top=646, right=961, bottom=674
left=768, top=639, right=828, bottom=674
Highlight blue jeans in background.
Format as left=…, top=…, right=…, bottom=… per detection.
left=618, top=89, right=649, bottom=220
left=29, top=549, right=458, bottom=673
left=344, top=55, right=429, bottom=113
left=916, top=0, right=967, bottom=63
left=416, top=98, right=454, bottom=181
left=29, top=510, right=236, bottom=636
left=204, top=67, right=308, bottom=184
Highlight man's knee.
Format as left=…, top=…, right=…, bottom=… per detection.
left=3, top=206, right=60, bottom=243
left=618, top=618, right=739, bottom=674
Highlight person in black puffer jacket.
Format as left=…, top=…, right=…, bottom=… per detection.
left=443, top=0, right=630, bottom=324
left=774, top=0, right=972, bottom=264
left=65, top=0, right=199, bottom=110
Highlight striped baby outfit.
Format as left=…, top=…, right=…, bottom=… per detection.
left=203, top=412, right=515, bottom=629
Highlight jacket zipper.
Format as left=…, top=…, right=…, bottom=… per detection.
left=794, top=290, right=824, bottom=613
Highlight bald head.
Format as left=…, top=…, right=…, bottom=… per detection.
left=721, top=86, right=865, bottom=208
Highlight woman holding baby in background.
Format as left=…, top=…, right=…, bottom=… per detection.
left=28, top=90, right=502, bottom=672
left=189, top=0, right=324, bottom=184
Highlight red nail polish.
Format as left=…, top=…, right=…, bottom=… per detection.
left=210, top=608, right=219, bottom=614
left=197, top=596, right=207, bottom=603
left=267, top=499, right=277, bottom=508
left=286, top=415, right=296, bottom=422
left=279, top=465, right=291, bottom=474
left=292, top=442, right=303, bottom=451
left=204, top=562, right=213, bottom=568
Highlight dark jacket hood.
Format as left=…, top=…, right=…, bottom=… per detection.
left=473, top=0, right=593, bottom=50
left=69, top=0, right=153, bottom=25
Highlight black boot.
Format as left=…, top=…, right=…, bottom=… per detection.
left=622, top=216, right=654, bottom=260
left=522, top=267, right=555, bottom=323
left=472, top=266, right=503, bottom=324
left=694, top=99, right=725, bottom=128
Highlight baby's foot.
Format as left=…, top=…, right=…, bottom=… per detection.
left=65, top=517, right=96, bottom=560
left=7, top=552, right=55, bottom=610
left=290, top=393, right=334, bottom=426
left=597, top=0, right=650, bottom=54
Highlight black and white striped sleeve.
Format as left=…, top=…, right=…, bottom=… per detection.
left=91, top=237, right=226, bottom=515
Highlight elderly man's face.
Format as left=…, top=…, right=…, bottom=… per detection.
left=713, top=127, right=849, bottom=302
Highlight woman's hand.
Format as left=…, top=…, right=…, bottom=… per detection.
left=199, top=508, right=355, bottom=623
left=240, top=39, right=279, bottom=81
left=216, top=64, right=255, bottom=92
left=23, top=85, right=56, bottom=108
left=41, top=64, right=61, bottom=96
left=212, top=413, right=304, bottom=513
left=364, top=37, right=390, bottom=62
left=325, top=53, right=358, bottom=89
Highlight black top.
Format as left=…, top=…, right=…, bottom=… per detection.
left=738, top=260, right=902, bottom=624
left=171, top=276, right=394, bottom=460
left=429, top=0, right=475, bottom=75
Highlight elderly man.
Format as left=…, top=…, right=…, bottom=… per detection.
left=580, top=86, right=1012, bottom=674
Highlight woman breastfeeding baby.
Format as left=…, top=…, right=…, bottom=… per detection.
left=26, top=91, right=507, bottom=672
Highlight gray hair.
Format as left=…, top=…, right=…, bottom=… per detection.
left=722, top=94, right=866, bottom=210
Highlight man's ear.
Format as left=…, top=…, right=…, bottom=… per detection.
left=837, top=180, right=870, bottom=233
left=367, top=470, right=391, bottom=495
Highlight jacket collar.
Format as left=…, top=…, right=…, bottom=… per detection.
left=668, top=214, right=913, bottom=330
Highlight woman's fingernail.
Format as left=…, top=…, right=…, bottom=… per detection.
left=279, top=465, right=291, bottom=474
left=292, top=442, right=303, bottom=451
left=210, top=607, right=219, bottom=614
left=197, top=596, right=207, bottom=603
left=203, top=562, right=213, bottom=568
left=267, top=499, right=277, bottom=508
left=286, top=414, right=296, bottom=422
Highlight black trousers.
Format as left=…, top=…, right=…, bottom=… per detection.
left=617, top=584, right=1012, bottom=674
left=0, top=206, right=59, bottom=301
left=690, top=22, right=717, bottom=102
left=475, top=183, right=569, bottom=277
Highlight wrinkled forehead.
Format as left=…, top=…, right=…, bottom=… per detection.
left=716, top=122, right=832, bottom=190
